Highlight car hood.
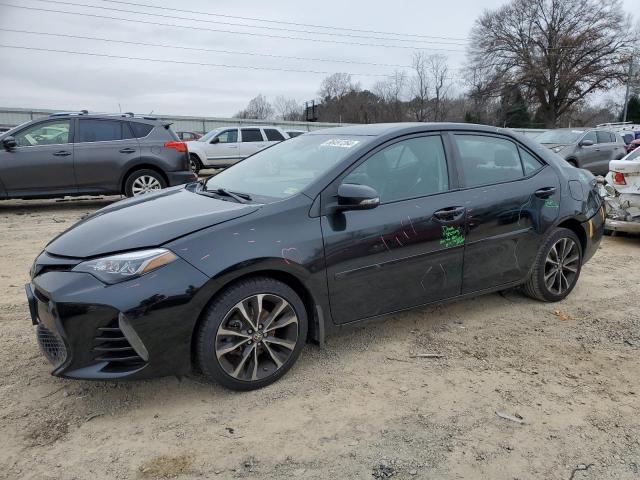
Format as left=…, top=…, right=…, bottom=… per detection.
left=46, top=186, right=260, bottom=258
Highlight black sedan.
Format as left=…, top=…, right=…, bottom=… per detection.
left=26, top=123, right=604, bottom=390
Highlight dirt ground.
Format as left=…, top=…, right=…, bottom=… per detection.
left=0, top=196, right=638, bottom=480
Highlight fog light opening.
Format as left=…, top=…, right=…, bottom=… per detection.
left=118, top=313, right=149, bottom=362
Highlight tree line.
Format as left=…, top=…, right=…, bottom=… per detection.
left=234, top=0, right=639, bottom=128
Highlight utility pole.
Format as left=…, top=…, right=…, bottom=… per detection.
left=622, top=58, right=635, bottom=123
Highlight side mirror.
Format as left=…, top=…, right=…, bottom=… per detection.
left=336, top=183, right=380, bottom=212
left=210, top=137, right=220, bottom=144
left=2, top=136, right=17, bottom=151
left=579, top=139, right=594, bottom=147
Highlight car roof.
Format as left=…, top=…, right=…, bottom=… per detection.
left=307, top=122, right=509, bottom=137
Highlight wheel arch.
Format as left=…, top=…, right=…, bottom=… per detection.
left=120, top=163, right=168, bottom=194
left=189, top=268, right=323, bottom=367
left=555, top=217, right=587, bottom=255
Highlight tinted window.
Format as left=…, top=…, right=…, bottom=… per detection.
left=519, top=147, right=544, bottom=175
left=622, top=133, right=634, bottom=144
left=596, top=131, right=612, bottom=144
left=215, top=129, right=238, bottom=143
left=264, top=129, right=285, bottom=141
left=241, top=129, right=263, bottom=142
left=130, top=122, right=153, bottom=138
left=78, top=120, right=123, bottom=142
left=344, top=136, right=448, bottom=203
left=455, top=135, right=523, bottom=187
left=14, top=120, right=70, bottom=146
left=582, top=131, right=597, bottom=143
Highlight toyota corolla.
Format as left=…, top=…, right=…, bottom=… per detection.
left=26, top=123, right=604, bottom=390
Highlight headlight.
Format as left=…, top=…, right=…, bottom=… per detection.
left=73, top=248, right=177, bottom=284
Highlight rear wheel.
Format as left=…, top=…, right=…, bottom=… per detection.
left=523, top=228, right=582, bottom=302
left=189, top=154, right=203, bottom=175
left=124, top=169, right=166, bottom=197
left=196, top=277, right=307, bottom=391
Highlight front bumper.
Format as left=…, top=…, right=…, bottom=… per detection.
left=166, top=170, right=197, bottom=187
left=26, top=253, right=209, bottom=380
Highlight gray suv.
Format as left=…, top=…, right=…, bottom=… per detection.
left=537, top=128, right=626, bottom=174
left=0, top=111, right=197, bottom=199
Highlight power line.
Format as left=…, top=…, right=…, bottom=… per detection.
left=95, top=0, right=470, bottom=42
left=34, top=0, right=469, bottom=46
left=0, top=43, right=399, bottom=76
left=0, top=28, right=415, bottom=68
left=0, top=3, right=468, bottom=53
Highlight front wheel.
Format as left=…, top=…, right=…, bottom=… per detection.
left=196, top=277, right=308, bottom=391
left=124, top=169, right=166, bottom=197
left=523, top=228, right=583, bottom=302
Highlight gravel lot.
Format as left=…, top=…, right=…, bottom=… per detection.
left=0, top=196, right=638, bottom=480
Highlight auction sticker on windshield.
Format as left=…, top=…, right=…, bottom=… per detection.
left=320, top=139, right=361, bottom=148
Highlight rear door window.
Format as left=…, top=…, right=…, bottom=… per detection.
left=454, top=135, right=525, bottom=187
left=78, top=119, right=124, bottom=143
left=241, top=129, right=264, bottom=142
left=264, top=129, right=285, bottom=141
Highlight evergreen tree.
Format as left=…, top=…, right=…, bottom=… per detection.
left=497, top=86, right=530, bottom=127
left=622, top=95, right=640, bottom=123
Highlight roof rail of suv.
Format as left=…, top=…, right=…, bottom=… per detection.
left=49, top=110, right=89, bottom=117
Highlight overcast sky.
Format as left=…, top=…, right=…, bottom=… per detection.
left=0, top=0, right=636, bottom=118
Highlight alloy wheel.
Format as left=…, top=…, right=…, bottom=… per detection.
left=544, top=237, right=579, bottom=295
left=215, top=294, right=299, bottom=382
left=131, top=175, right=162, bottom=195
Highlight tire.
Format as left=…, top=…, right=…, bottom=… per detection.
left=523, top=227, right=583, bottom=302
left=196, top=277, right=308, bottom=391
left=189, top=154, right=203, bottom=175
left=124, top=169, right=167, bottom=197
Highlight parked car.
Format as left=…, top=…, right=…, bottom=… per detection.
left=177, top=131, right=202, bottom=141
left=625, top=138, right=640, bottom=154
left=599, top=147, right=640, bottom=234
left=286, top=130, right=307, bottom=138
left=26, top=123, right=604, bottom=391
left=536, top=128, right=626, bottom=174
left=187, top=126, right=290, bottom=173
left=0, top=112, right=196, bottom=199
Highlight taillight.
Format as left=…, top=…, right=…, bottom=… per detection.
left=164, top=141, right=187, bottom=153
left=612, top=171, right=626, bottom=185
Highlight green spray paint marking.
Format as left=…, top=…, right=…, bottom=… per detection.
left=440, top=226, right=464, bottom=248
left=544, top=199, right=559, bottom=208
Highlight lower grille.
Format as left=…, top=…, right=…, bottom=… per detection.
left=93, top=320, right=145, bottom=372
left=37, top=324, right=67, bottom=367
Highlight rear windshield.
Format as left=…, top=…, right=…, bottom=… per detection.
left=537, top=130, right=584, bottom=144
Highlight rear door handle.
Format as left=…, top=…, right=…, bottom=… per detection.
left=52, top=150, right=71, bottom=157
left=433, top=206, right=466, bottom=222
left=119, top=148, right=136, bottom=154
left=535, top=187, right=557, bottom=198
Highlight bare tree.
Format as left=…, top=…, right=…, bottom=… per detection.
left=428, top=55, right=452, bottom=122
left=469, top=0, right=634, bottom=127
left=318, top=73, right=359, bottom=101
left=273, top=96, right=302, bottom=121
left=409, top=52, right=430, bottom=122
left=233, top=94, right=274, bottom=120
left=374, top=70, right=407, bottom=121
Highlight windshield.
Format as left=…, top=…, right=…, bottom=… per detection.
left=537, top=130, right=584, bottom=144
left=199, top=128, right=224, bottom=143
left=205, top=134, right=369, bottom=200
left=623, top=148, right=640, bottom=161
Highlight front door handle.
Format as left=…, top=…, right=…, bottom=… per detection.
left=52, top=150, right=71, bottom=157
left=433, top=206, right=466, bottom=222
left=119, top=148, right=136, bottom=154
left=534, top=187, right=557, bottom=199
left=227, top=145, right=238, bottom=149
